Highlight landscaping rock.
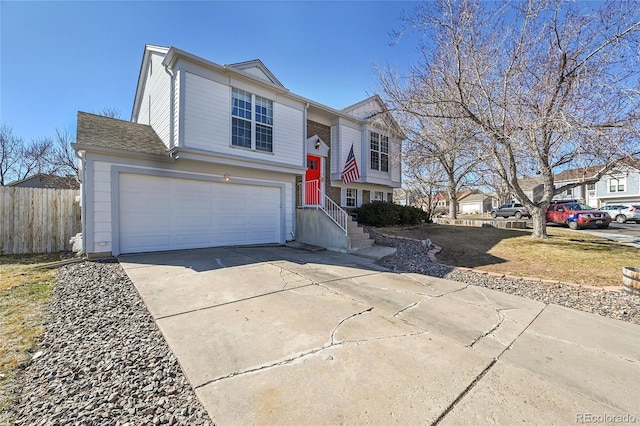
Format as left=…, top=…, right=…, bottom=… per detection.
left=11, top=260, right=212, bottom=425
left=367, top=227, right=640, bottom=325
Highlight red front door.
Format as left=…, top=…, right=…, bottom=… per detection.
left=305, top=155, right=321, bottom=204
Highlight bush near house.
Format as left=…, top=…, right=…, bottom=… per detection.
left=355, top=202, right=428, bottom=227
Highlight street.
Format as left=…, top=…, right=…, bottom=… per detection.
left=586, top=221, right=640, bottom=238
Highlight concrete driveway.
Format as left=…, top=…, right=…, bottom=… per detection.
left=119, top=246, right=640, bottom=425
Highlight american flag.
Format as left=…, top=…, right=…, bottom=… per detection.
left=342, top=144, right=360, bottom=184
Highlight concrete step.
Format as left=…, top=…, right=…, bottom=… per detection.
left=350, top=245, right=397, bottom=260
left=350, top=238, right=375, bottom=250
left=347, top=219, right=361, bottom=229
left=348, top=232, right=371, bottom=243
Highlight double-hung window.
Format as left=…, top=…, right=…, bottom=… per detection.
left=372, top=191, right=385, bottom=202
left=232, top=88, right=273, bottom=152
left=345, top=189, right=357, bottom=207
left=608, top=177, right=626, bottom=193
left=370, top=132, right=389, bottom=172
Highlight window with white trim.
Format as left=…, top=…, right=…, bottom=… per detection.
left=372, top=191, right=385, bottom=202
left=345, top=188, right=357, bottom=207
left=608, top=177, right=626, bottom=193
left=370, top=132, right=389, bottom=172
left=231, top=88, right=273, bottom=152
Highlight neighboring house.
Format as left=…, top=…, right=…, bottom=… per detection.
left=552, top=162, right=640, bottom=207
left=593, top=163, right=640, bottom=206
left=7, top=173, right=80, bottom=189
left=518, top=177, right=544, bottom=204
left=457, top=192, right=494, bottom=215
left=73, top=45, right=401, bottom=257
left=552, top=166, right=601, bottom=206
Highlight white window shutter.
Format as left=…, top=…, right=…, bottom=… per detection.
left=341, top=188, right=346, bottom=207
left=357, top=190, right=363, bottom=207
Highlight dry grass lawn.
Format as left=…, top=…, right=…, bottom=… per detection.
left=0, top=253, right=59, bottom=420
left=379, top=223, right=638, bottom=287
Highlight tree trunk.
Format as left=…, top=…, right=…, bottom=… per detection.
left=530, top=206, right=548, bottom=239
left=448, top=186, right=457, bottom=219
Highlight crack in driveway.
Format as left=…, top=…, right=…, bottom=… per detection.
left=433, top=304, right=549, bottom=425
left=193, top=306, right=428, bottom=390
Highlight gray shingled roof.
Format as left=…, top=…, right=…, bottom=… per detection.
left=76, top=112, right=169, bottom=156
left=8, top=173, right=80, bottom=189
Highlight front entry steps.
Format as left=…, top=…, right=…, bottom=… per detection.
left=347, top=217, right=375, bottom=251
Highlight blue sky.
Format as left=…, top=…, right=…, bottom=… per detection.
left=1, top=0, right=422, bottom=143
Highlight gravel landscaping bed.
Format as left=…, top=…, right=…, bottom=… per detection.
left=11, top=260, right=212, bottom=426
left=367, top=228, right=640, bottom=325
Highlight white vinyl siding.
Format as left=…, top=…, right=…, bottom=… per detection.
left=334, top=124, right=361, bottom=175
left=390, top=138, right=401, bottom=184
left=181, top=71, right=303, bottom=166
left=91, top=161, right=114, bottom=253
left=183, top=72, right=230, bottom=150
left=272, top=103, right=303, bottom=165
left=134, top=52, right=171, bottom=148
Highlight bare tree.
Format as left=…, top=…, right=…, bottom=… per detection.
left=402, top=155, right=447, bottom=221
left=16, top=137, right=56, bottom=179
left=97, top=106, right=122, bottom=119
left=381, top=0, right=640, bottom=238
left=395, top=101, right=483, bottom=218
left=0, top=125, right=24, bottom=185
left=51, top=128, right=79, bottom=176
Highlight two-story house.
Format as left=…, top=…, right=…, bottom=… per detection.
left=73, top=45, right=401, bottom=257
left=552, top=162, right=640, bottom=207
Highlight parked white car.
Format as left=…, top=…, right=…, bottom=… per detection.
left=598, top=204, right=640, bottom=223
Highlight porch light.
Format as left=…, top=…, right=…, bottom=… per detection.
left=315, top=140, right=321, bottom=149
left=224, top=174, right=230, bottom=181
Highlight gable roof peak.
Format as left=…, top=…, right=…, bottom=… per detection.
left=226, top=59, right=284, bottom=88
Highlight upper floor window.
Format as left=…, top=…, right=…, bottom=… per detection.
left=370, top=132, right=389, bottom=172
left=608, top=177, right=626, bottom=193
left=231, top=88, right=273, bottom=152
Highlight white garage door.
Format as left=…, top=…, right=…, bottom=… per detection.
left=119, top=173, right=281, bottom=254
left=460, top=203, right=481, bottom=214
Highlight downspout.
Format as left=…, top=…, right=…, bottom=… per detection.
left=163, top=62, right=176, bottom=150
left=77, top=150, right=87, bottom=254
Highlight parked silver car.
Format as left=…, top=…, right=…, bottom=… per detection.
left=491, top=203, right=530, bottom=219
left=598, top=204, right=640, bottom=223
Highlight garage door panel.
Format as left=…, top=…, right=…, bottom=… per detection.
left=250, top=230, right=277, bottom=241
left=175, top=233, right=214, bottom=246
left=121, top=234, right=173, bottom=252
left=218, top=231, right=248, bottom=244
left=175, top=215, right=213, bottom=228
left=119, top=174, right=281, bottom=254
left=250, top=215, right=278, bottom=226
left=218, top=215, right=248, bottom=226
left=123, top=213, right=172, bottom=230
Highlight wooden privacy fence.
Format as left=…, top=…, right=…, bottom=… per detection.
left=0, top=187, right=81, bottom=255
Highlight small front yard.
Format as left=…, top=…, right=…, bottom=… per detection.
left=379, top=224, right=638, bottom=287
left=0, top=254, right=60, bottom=422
